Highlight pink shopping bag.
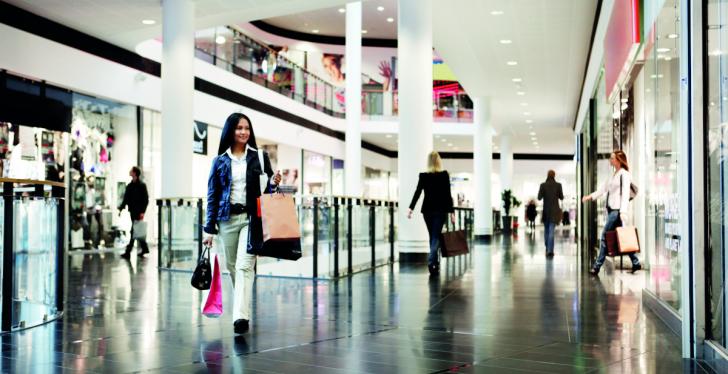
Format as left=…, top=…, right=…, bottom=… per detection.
left=201, top=254, right=223, bottom=318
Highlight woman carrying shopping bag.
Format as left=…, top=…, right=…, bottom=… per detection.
left=581, top=150, right=641, bottom=276
left=407, top=151, right=456, bottom=276
left=202, top=112, right=281, bottom=334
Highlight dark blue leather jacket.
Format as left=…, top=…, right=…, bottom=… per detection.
left=204, top=148, right=274, bottom=252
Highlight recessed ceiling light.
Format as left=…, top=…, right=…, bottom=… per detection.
left=529, top=132, right=536, bottom=135
left=520, top=103, right=528, bottom=106
left=664, top=57, right=672, bottom=61
left=531, top=137, right=537, bottom=141
left=362, top=30, right=368, bottom=34
left=507, top=61, right=518, bottom=66
left=141, top=19, right=156, bottom=25
left=441, top=139, right=447, bottom=142
left=377, top=6, right=385, bottom=11
left=385, top=134, right=392, bottom=138
left=512, top=78, right=522, bottom=83
left=523, top=111, right=531, bottom=116
left=710, top=49, right=724, bottom=56
left=516, top=91, right=526, bottom=96
left=500, top=39, right=512, bottom=44
left=656, top=47, right=671, bottom=53
left=215, top=35, right=226, bottom=44
left=490, top=10, right=504, bottom=15
left=448, top=143, right=453, bottom=147
left=338, top=8, right=345, bottom=13
left=312, top=29, right=320, bottom=33
left=387, top=17, right=394, bottom=23
left=525, top=119, right=533, bottom=124
left=667, top=33, right=678, bottom=39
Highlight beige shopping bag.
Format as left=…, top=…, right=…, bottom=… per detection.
left=616, top=226, right=640, bottom=254
left=258, top=193, right=301, bottom=242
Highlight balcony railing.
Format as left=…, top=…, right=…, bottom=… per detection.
left=195, top=26, right=475, bottom=123
left=156, top=196, right=474, bottom=279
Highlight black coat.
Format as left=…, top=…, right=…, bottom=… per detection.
left=409, top=171, right=454, bottom=214
left=119, top=180, right=149, bottom=220
left=537, top=178, right=564, bottom=223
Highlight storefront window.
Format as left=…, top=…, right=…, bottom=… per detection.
left=643, top=0, right=682, bottom=311
left=69, top=94, right=137, bottom=249
left=706, top=0, right=728, bottom=346
left=303, top=150, right=331, bottom=195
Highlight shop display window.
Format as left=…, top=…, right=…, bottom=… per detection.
left=705, top=0, right=728, bottom=347
left=642, top=0, right=682, bottom=311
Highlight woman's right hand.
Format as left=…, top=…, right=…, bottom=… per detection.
left=581, top=196, right=591, bottom=203
left=407, top=209, right=413, bottom=219
left=202, top=235, right=215, bottom=247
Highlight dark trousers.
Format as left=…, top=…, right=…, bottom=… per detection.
left=423, top=212, right=447, bottom=267
left=126, top=222, right=149, bottom=254
left=82, top=208, right=103, bottom=245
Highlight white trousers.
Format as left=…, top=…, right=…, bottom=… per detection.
left=218, top=214, right=256, bottom=321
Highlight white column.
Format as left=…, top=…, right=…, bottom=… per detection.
left=161, top=0, right=194, bottom=198
left=500, top=132, right=514, bottom=191
left=397, top=0, right=433, bottom=257
left=345, top=1, right=362, bottom=196
left=473, top=97, right=493, bottom=237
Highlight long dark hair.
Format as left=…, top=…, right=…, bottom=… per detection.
left=217, top=112, right=258, bottom=155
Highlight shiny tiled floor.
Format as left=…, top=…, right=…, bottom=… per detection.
left=1, top=227, right=713, bottom=373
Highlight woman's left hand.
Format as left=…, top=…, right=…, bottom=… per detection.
left=272, top=170, right=282, bottom=185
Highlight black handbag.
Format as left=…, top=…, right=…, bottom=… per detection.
left=191, top=245, right=212, bottom=290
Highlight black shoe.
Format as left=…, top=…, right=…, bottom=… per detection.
left=234, top=319, right=249, bottom=334
left=589, top=268, right=599, bottom=276
left=428, top=264, right=440, bottom=275
left=120, top=251, right=131, bottom=259
left=547, top=253, right=555, bottom=258
left=631, top=264, right=642, bottom=274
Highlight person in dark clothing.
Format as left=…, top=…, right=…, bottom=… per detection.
left=407, top=151, right=455, bottom=275
left=538, top=170, right=564, bottom=257
left=525, top=199, right=538, bottom=231
left=118, top=166, right=149, bottom=258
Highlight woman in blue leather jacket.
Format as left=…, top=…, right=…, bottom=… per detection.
left=202, top=112, right=281, bottom=334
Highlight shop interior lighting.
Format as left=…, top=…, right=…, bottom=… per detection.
left=529, top=132, right=536, bottom=136
left=664, top=57, right=672, bottom=61
left=362, top=30, right=368, bottom=34
left=385, top=134, right=392, bottom=138
left=710, top=49, right=724, bottom=56
left=667, top=33, right=678, bottom=39
left=500, top=39, right=512, bottom=44
left=312, top=29, right=320, bottom=33
left=141, top=19, right=156, bottom=25
left=523, top=112, right=531, bottom=116
left=377, top=6, right=385, bottom=11
left=525, top=119, right=533, bottom=124
left=215, top=35, right=226, bottom=44
left=516, top=91, right=526, bottom=96
left=386, top=17, right=394, bottom=23
left=507, top=61, right=518, bottom=66
left=338, top=8, right=345, bottom=13
left=656, top=48, right=671, bottom=53
left=621, top=103, right=628, bottom=110
left=490, top=10, right=504, bottom=15
left=511, top=78, right=522, bottom=83
left=621, top=98, right=628, bottom=103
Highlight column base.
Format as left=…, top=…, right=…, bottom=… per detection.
left=398, top=252, right=429, bottom=264
left=474, top=234, right=493, bottom=244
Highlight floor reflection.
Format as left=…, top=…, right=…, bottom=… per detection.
left=0, top=228, right=709, bottom=373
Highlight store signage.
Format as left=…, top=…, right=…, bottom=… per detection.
left=604, top=0, right=641, bottom=100
left=193, top=121, right=208, bottom=155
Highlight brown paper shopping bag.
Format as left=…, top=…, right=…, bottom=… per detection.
left=616, top=226, right=640, bottom=254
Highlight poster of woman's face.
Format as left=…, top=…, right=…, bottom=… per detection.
left=321, top=53, right=345, bottom=85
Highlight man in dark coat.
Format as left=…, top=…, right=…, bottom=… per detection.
left=537, top=170, right=564, bottom=257
left=118, top=166, right=149, bottom=258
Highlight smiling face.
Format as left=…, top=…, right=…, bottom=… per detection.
left=234, top=118, right=251, bottom=147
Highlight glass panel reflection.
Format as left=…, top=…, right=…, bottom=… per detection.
left=12, top=197, right=58, bottom=330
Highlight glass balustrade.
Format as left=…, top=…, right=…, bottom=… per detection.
left=156, top=196, right=471, bottom=279
left=0, top=180, right=65, bottom=332
left=194, top=26, right=475, bottom=123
